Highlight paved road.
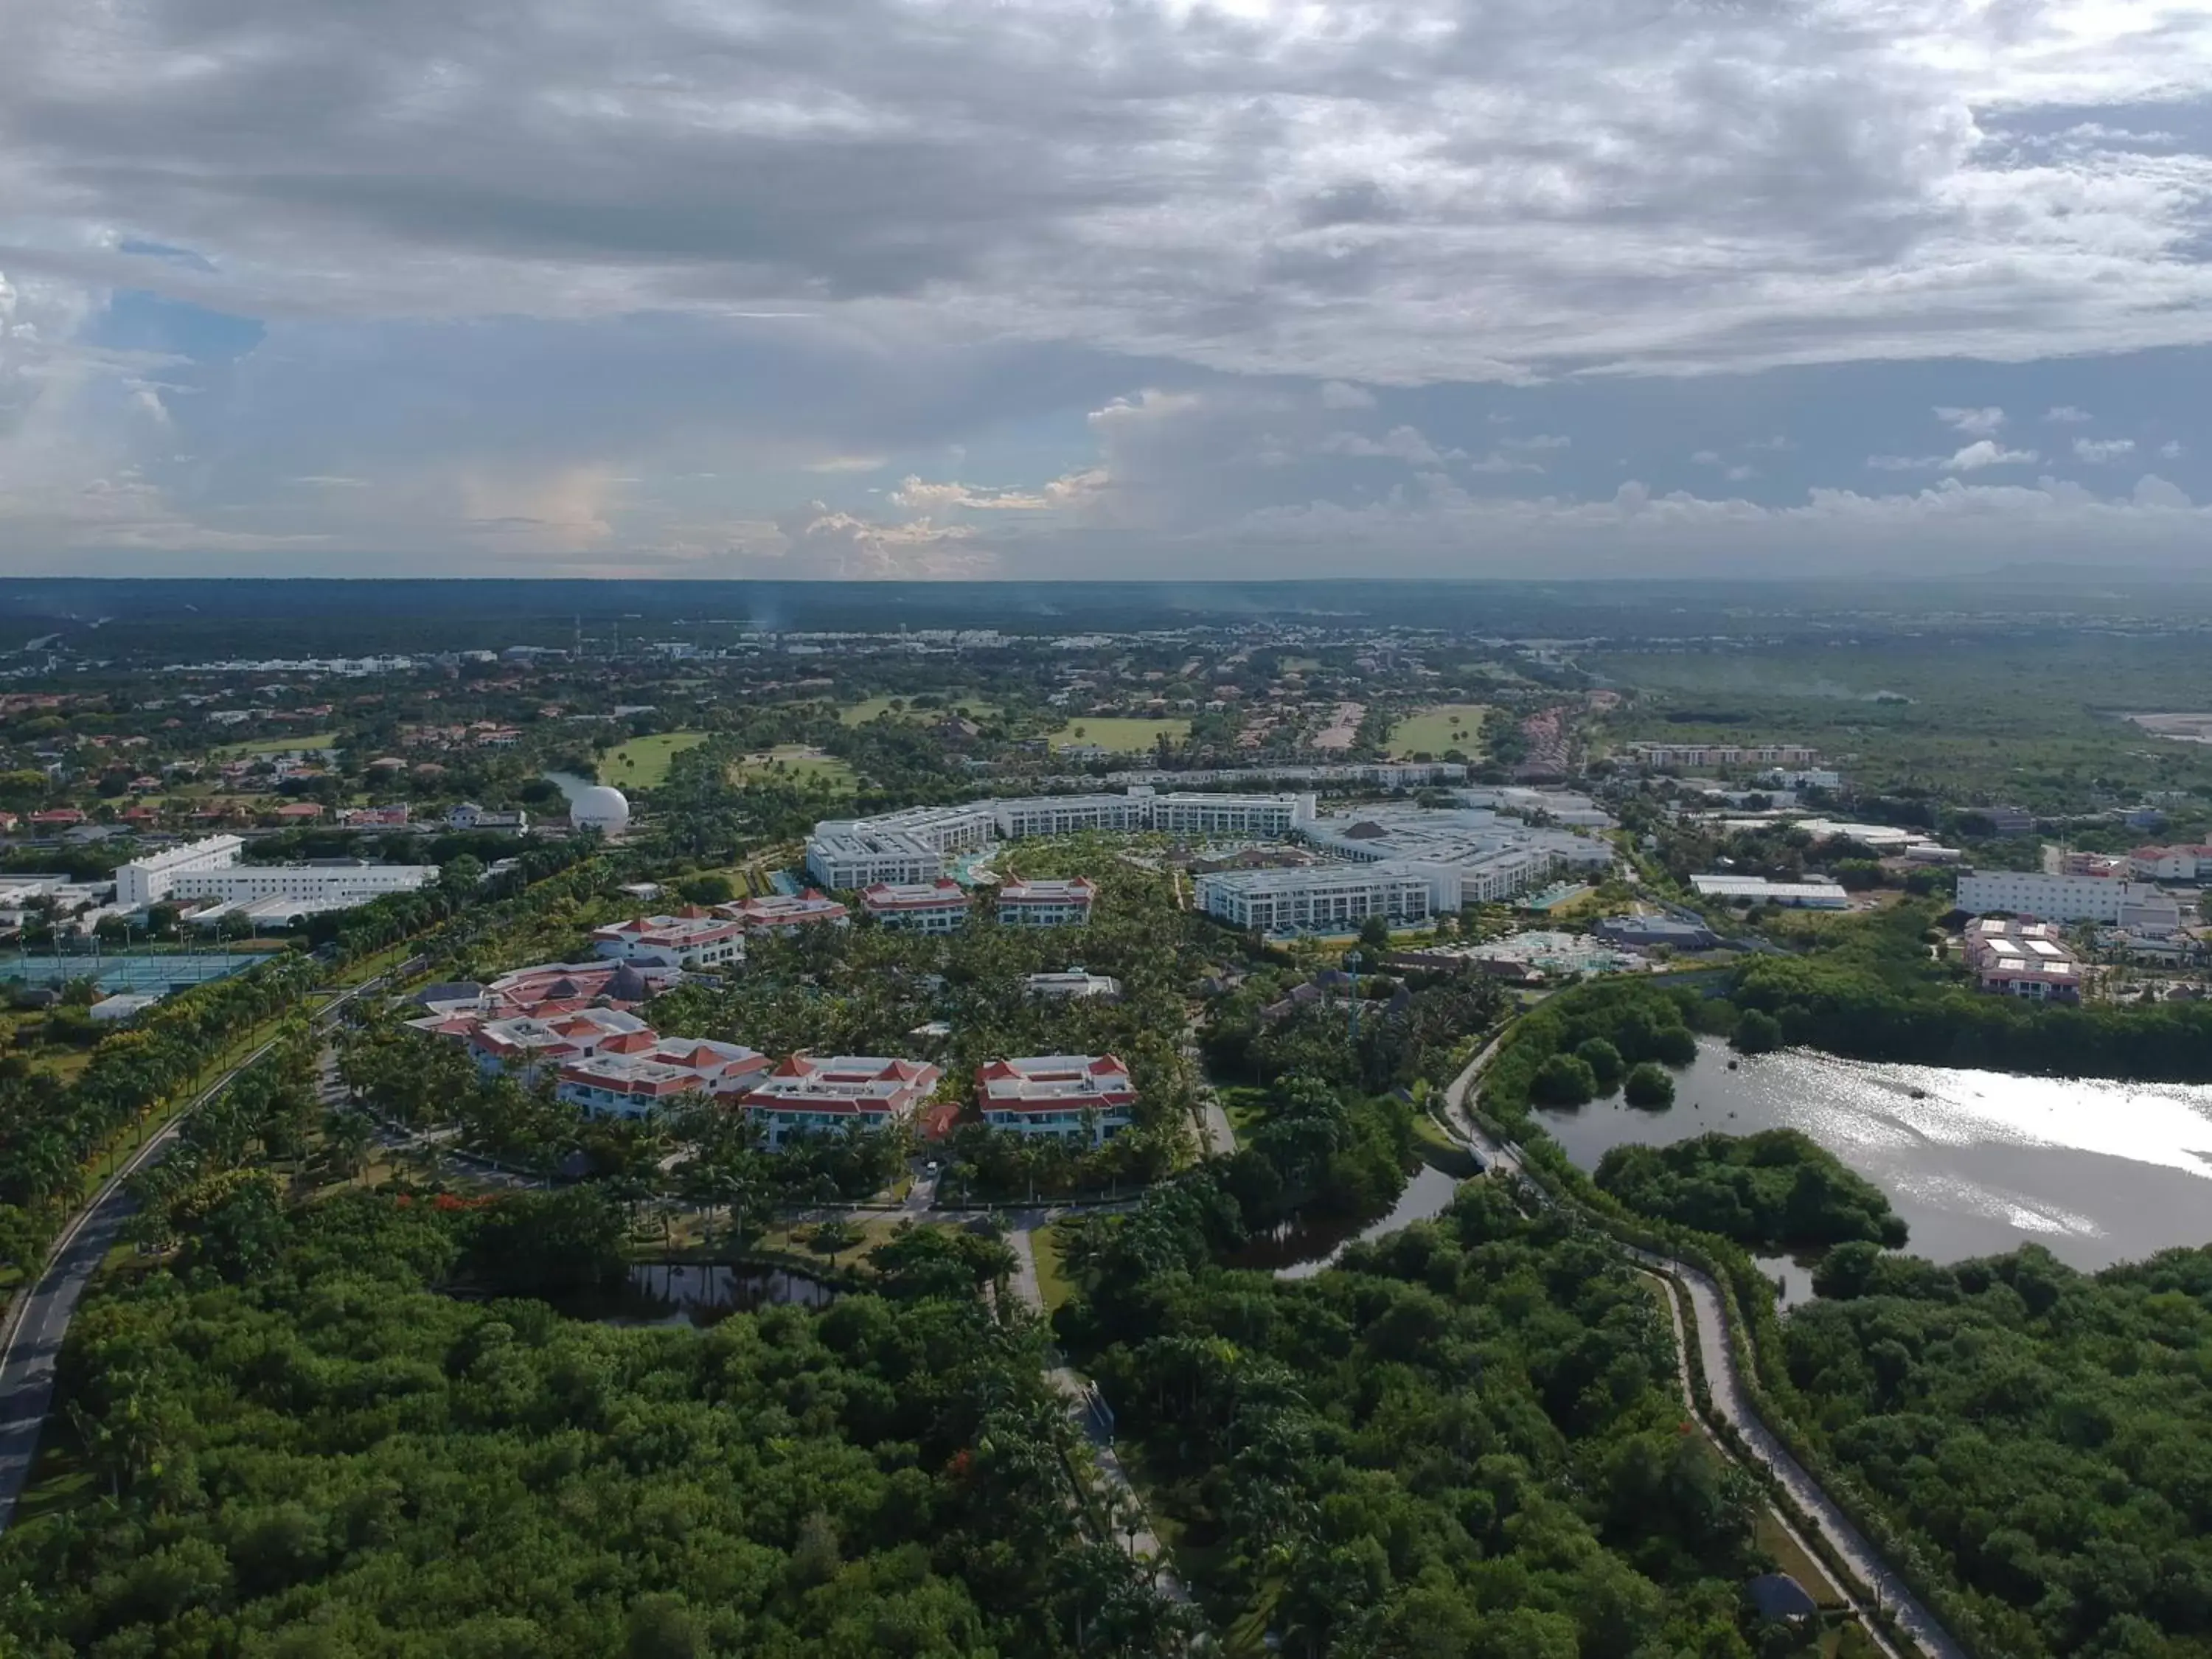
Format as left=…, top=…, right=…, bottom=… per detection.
left=0, top=981, right=385, bottom=1534
left=1438, top=1043, right=1966, bottom=1659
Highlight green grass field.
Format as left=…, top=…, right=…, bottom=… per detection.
left=1388, top=703, right=1488, bottom=757
left=598, top=731, right=707, bottom=789
left=729, top=745, right=856, bottom=790
left=214, top=732, right=337, bottom=757
left=1049, top=717, right=1190, bottom=754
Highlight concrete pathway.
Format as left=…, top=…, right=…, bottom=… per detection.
left=1437, top=1042, right=1966, bottom=1659
left=1009, top=1224, right=1191, bottom=1604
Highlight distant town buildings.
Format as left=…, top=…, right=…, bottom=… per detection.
left=975, top=1054, right=1135, bottom=1143
left=1689, top=874, right=1850, bottom=908
left=2130, top=844, right=2212, bottom=881
left=1630, top=742, right=1820, bottom=771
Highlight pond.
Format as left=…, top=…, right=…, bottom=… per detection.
left=1253, top=1165, right=1468, bottom=1279
left=1534, top=1038, right=2212, bottom=1272
left=581, top=1262, right=838, bottom=1327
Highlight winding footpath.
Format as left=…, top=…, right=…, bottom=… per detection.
left=1439, top=1044, right=1968, bottom=1659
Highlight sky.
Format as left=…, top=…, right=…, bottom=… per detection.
left=4, top=0, right=2212, bottom=581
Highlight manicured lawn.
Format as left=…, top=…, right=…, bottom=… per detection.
left=728, top=745, right=856, bottom=790
left=1388, top=703, right=1488, bottom=757
left=1032, top=1222, right=1075, bottom=1315
left=1048, top=717, right=1191, bottom=754
left=598, top=731, right=707, bottom=789
left=214, top=732, right=337, bottom=757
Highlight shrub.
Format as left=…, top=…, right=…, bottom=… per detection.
left=1622, top=1062, right=1674, bottom=1108
left=1531, top=1052, right=1598, bottom=1107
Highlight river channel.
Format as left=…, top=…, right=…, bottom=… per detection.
left=1534, top=1038, right=2212, bottom=1273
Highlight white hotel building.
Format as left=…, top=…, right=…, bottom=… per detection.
left=1195, top=862, right=1441, bottom=933
left=116, top=835, right=248, bottom=906
left=1955, top=870, right=2169, bottom=925
left=806, top=787, right=1318, bottom=888
left=116, top=834, right=434, bottom=914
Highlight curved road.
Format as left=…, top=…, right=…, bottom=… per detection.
left=1440, top=1045, right=1966, bottom=1659
left=0, top=979, right=388, bottom=1533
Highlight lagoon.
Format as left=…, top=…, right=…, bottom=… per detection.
left=1534, top=1038, right=2212, bottom=1270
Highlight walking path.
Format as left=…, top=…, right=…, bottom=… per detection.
left=1007, top=1225, right=1190, bottom=1605
left=1439, top=1043, right=1966, bottom=1659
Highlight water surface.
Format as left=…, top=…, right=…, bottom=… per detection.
left=1535, top=1039, right=2212, bottom=1270
left=1262, top=1165, right=1467, bottom=1279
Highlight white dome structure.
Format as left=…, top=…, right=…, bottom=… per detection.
left=571, top=785, right=631, bottom=835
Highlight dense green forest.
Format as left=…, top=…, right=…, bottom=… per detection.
left=1785, top=1243, right=2212, bottom=1658
left=1595, top=1131, right=1908, bottom=1253
left=1052, top=1176, right=1799, bottom=1657
left=0, top=1189, right=1178, bottom=1657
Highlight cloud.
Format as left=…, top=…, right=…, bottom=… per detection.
left=2045, top=405, right=2093, bottom=423
left=1935, top=406, right=2007, bottom=437
left=1945, top=440, right=2039, bottom=471
left=888, top=476, right=1053, bottom=512
left=771, top=501, right=995, bottom=578
left=1316, top=425, right=1466, bottom=465
left=9, top=0, right=2212, bottom=397
left=2160, top=439, right=2185, bottom=459
left=1870, top=439, right=2039, bottom=472
left=1691, top=450, right=1722, bottom=465
left=2073, top=437, right=2137, bottom=463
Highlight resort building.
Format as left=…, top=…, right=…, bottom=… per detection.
left=995, top=877, right=1097, bottom=928
left=975, top=1054, right=1136, bottom=1144
left=804, top=804, right=995, bottom=887
left=556, top=1037, right=772, bottom=1119
left=1195, top=861, right=1439, bottom=933
left=727, top=891, right=849, bottom=933
left=740, top=1054, right=943, bottom=1149
left=590, top=910, right=747, bottom=971
left=458, top=1007, right=655, bottom=1081
left=992, top=793, right=1155, bottom=838
left=860, top=879, right=972, bottom=931
left=121, top=834, right=435, bottom=919
left=1961, top=917, right=2084, bottom=1002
